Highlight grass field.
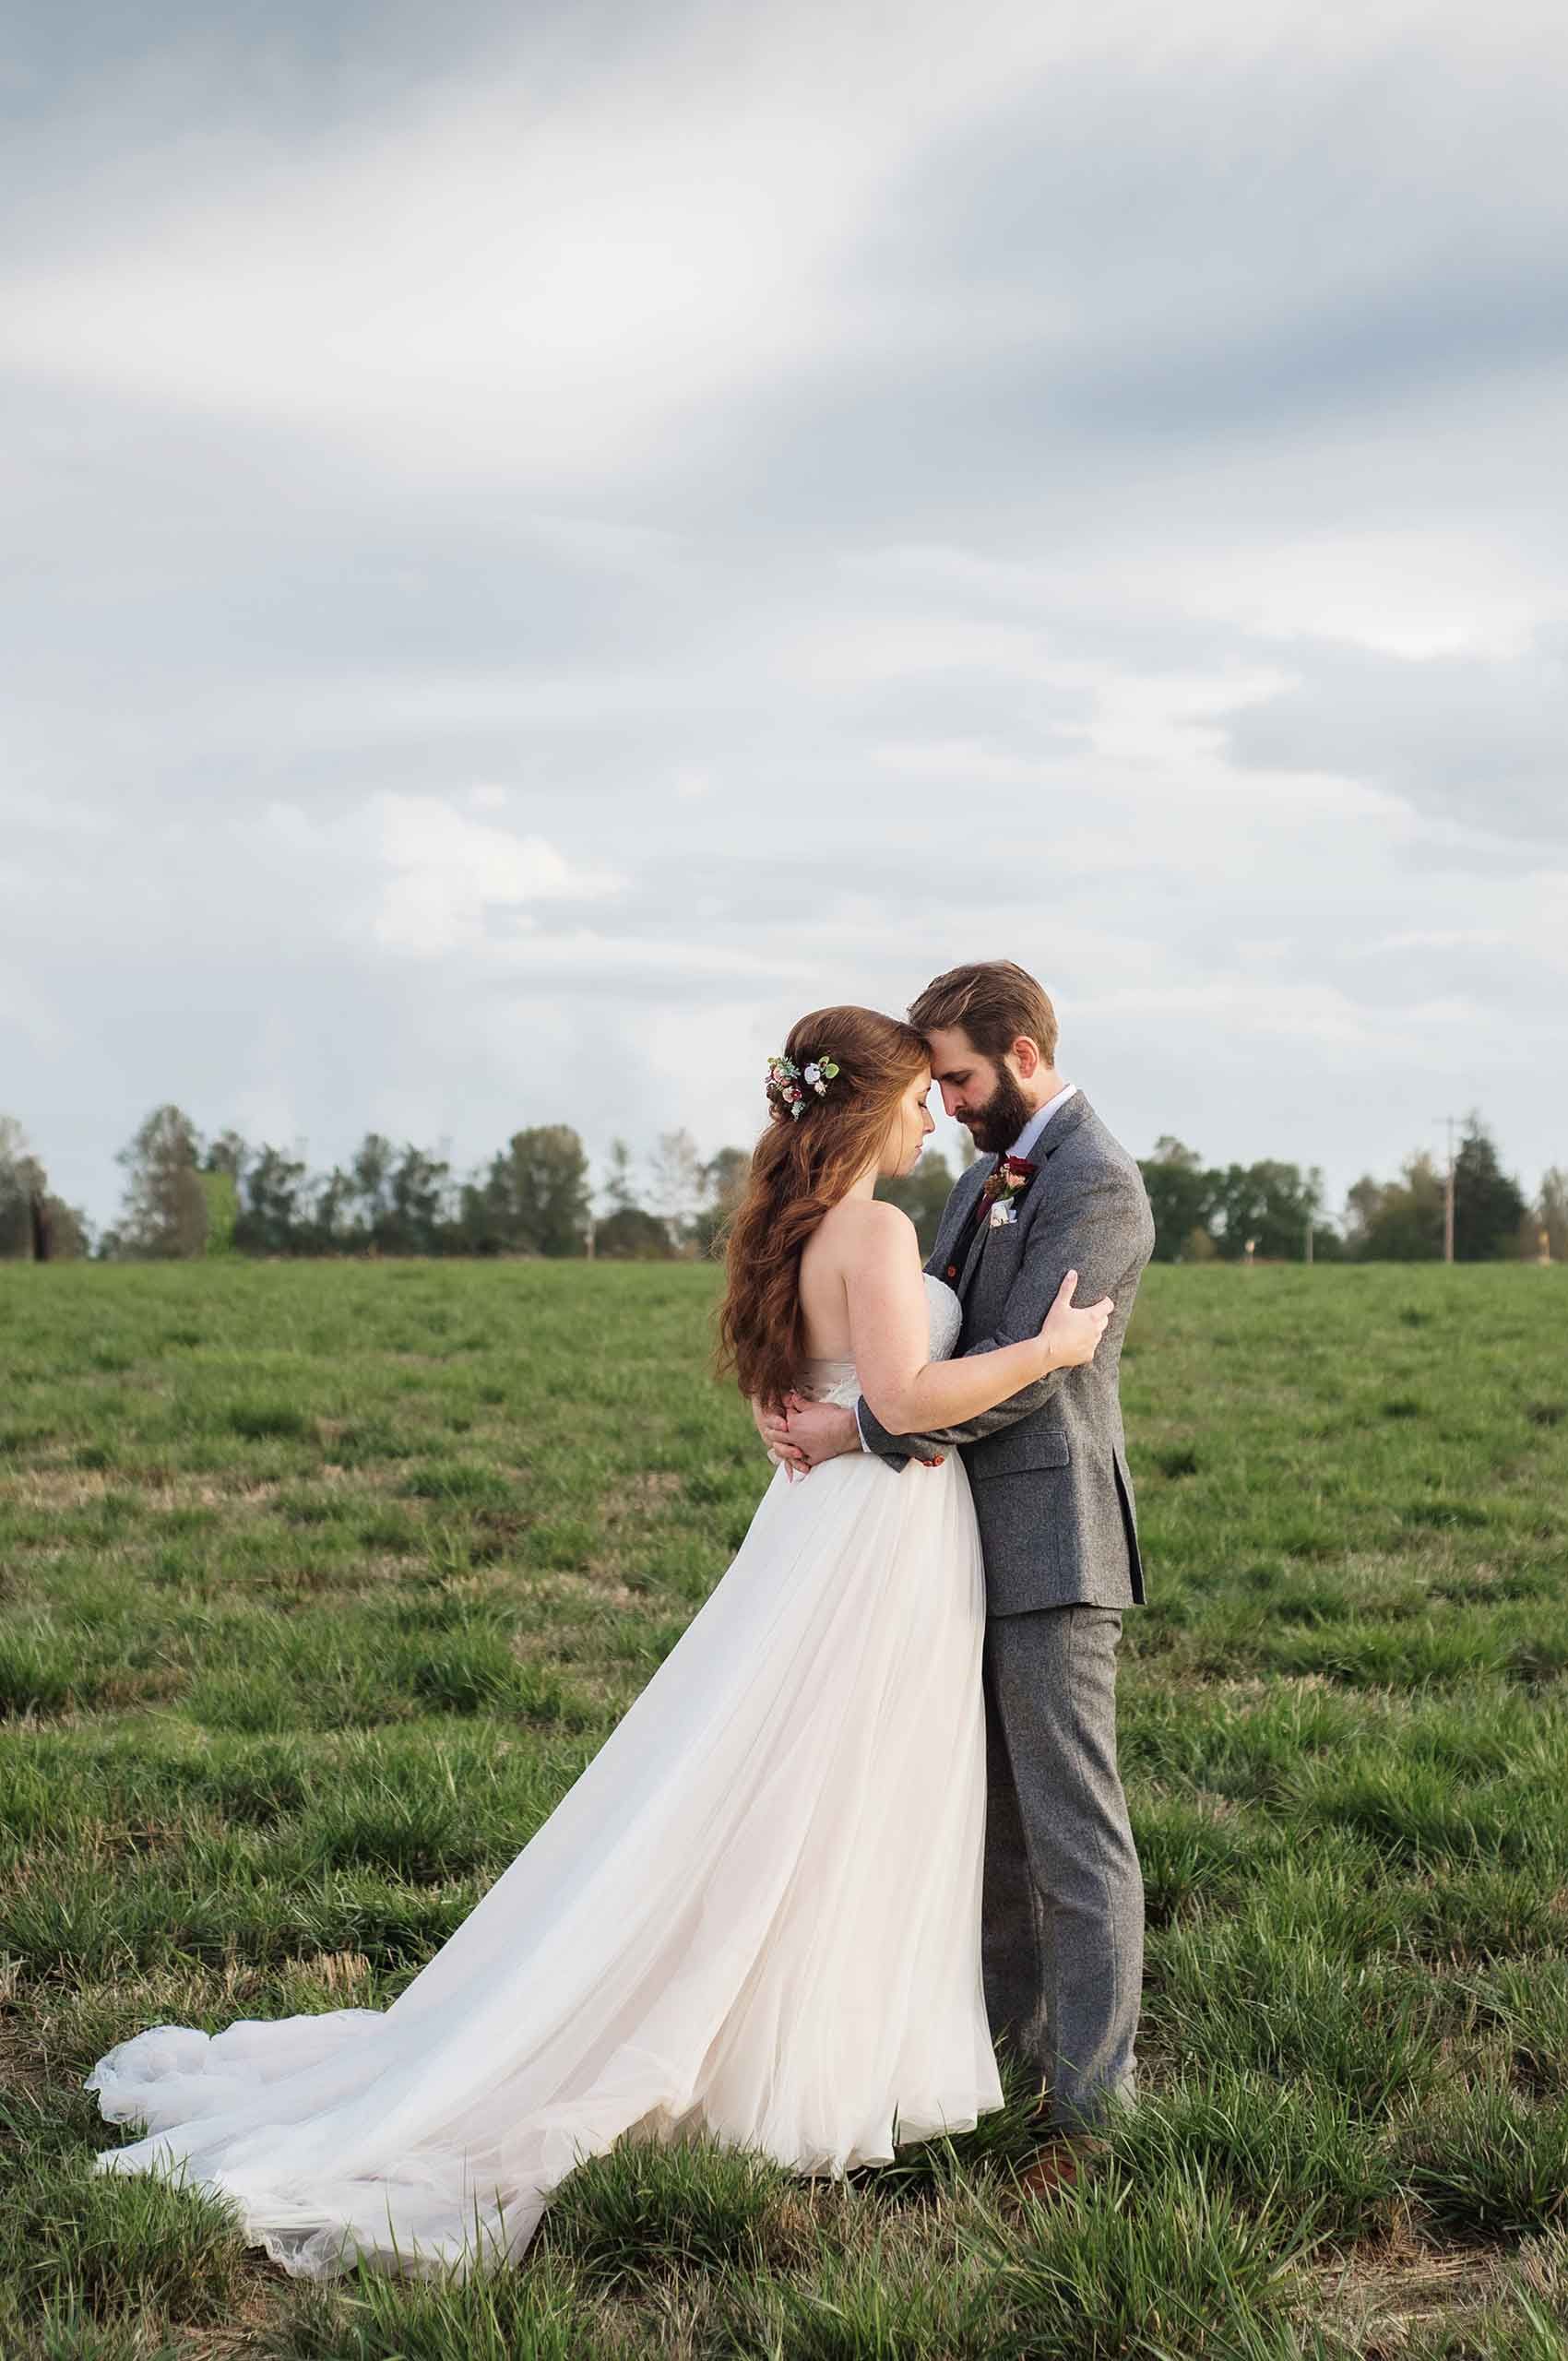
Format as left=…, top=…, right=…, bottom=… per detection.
left=3, top=1258, right=1567, bottom=2360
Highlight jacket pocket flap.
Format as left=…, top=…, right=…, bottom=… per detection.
left=972, top=1425, right=1071, bottom=1477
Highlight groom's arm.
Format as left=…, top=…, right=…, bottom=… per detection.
left=856, top=1163, right=1145, bottom=1465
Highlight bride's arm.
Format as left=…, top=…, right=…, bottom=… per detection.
left=845, top=1202, right=1102, bottom=1438
left=857, top=1157, right=1146, bottom=1464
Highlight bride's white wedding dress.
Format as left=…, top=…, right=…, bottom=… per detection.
left=87, top=1275, right=1002, bottom=2282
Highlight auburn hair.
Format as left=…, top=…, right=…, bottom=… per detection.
left=908, top=959, right=1059, bottom=1067
left=715, top=1005, right=929, bottom=1412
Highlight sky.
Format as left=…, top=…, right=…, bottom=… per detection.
left=4, top=0, right=1566, bottom=1233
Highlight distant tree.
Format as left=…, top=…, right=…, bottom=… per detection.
left=350, top=1133, right=398, bottom=1246
left=453, top=1170, right=505, bottom=1256
left=602, top=1138, right=638, bottom=1214
left=234, top=1144, right=310, bottom=1255
left=198, top=1169, right=239, bottom=1255
left=1452, top=1115, right=1526, bottom=1262
left=386, top=1145, right=453, bottom=1254
left=876, top=1150, right=956, bottom=1258
left=593, top=1204, right=676, bottom=1260
left=648, top=1127, right=705, bottom=1253
left=1344, top=1153, right=1445, bottom=1262
left=114, top=1104, right=207, bottom=1258
left=1344, top=1122, right=1526, bottom=1264
left=197, top=1132, right=244, bottom=1255
left=1344, top=1173, right=1386, bottom=1248
left=0, top=1116, right=46, bottom=1259
left=484, top=1125, right=592, bottom=1256
left=51, top=1198, right=89, bottom=1259
left=0, top=1118, right=87, bottom=1260
left=691, top=1145, right=751, bottom=1256
left=310, top=1165, right=359, bottom=1253
left=203, top=1130, right=248, bottom=1182
left=1208, top=1160, right=1324, bottom=1263
left=1540, top=1167, right=1568, bottom=1264
left=1137, top=1138, right=1215, bottom=1263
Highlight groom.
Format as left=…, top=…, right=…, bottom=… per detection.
left=762, top=958, right=1156, bottom=2191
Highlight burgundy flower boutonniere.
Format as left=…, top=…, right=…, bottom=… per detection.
left=944, top=1155, right=1040, bottom=1279
left=976, top=1153, right=1038, bottom=1231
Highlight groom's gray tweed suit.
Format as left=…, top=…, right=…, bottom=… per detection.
left=856, top=1092, right=1156, bottom=2132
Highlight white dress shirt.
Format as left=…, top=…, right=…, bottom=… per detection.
left=854, top=1081, right=1078, bottom=1450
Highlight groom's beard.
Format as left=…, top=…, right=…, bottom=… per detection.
left=963, top=1063, right=1033, bottom=1157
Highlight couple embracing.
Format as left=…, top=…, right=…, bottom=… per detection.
left=87, top=959, right=1158, bottom=2283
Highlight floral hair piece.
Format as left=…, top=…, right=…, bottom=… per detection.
left=766, top=1050, right=840, bottom=1118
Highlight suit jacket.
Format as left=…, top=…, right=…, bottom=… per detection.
left=857, top=1093, right=1156, bottom=1615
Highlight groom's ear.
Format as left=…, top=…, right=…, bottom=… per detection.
left=1011, top=1034, right=1042, bottom=1079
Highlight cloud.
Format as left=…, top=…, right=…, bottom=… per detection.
left=263, top=795, right=624, bottom=956
left=1218, top=632, right=1568, bottom=840
left=0, top=1, right=1148, bottom=490
left=4, top=0, right=1568, bottom=1233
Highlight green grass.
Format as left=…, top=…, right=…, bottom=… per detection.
left=2, top=1258, right=1566, bottom=2358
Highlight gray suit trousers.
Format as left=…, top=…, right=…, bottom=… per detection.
left=981, top=1603, right=1143, bottom=2132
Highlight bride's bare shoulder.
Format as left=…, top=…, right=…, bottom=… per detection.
left=817, top=1198, right=918, bottom=1256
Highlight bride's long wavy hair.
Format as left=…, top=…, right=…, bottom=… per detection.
left=715, top=1005, right=930, bottom=1412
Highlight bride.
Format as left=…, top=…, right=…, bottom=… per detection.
left=86, top=1005, right=1112, bottom=2282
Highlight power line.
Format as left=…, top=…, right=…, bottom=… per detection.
left=1435, top=1115, right=1455, bottom=1264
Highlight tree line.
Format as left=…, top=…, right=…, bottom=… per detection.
left=0, top=1105, right=1560, bottom=1266
left=0, top=1108, right=742, bottom=1264
left=1140, top=1116, right=1562, bottom=1264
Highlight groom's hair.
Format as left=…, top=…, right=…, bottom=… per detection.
left=908, top=960, right=1059, bottom=1066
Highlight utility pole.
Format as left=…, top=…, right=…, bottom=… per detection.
left=1437, top=1116, right=1455, bottom=1264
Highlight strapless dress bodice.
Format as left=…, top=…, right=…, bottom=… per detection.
left=796, top=1273, right=963, bottom=1409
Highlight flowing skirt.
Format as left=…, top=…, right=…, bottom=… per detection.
left=86, top=1448, right=1002, bottom=2281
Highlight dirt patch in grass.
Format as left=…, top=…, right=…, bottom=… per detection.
left=10, top=1468, right=295, bottom=1513
left=11, top=1468, right=157, bottom=1509
left=85, top=1667, right=190, bottom=1712
left=1315, top=2227, right=1510, bottom=2350
left=508, top=1624, right=583, bottom=1666
left=0, top=2024, right=49, bottom=2105
left=163, top=2288, right=291, bottom=2361
left=578, top=1560, right=662, bottom=1604
left=604, top=1469, right=683, bottom=1520
left=293, top=1554, right=440, bottom=1598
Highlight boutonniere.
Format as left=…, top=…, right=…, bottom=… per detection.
left=978, top=1153, right=1037, bottom=1230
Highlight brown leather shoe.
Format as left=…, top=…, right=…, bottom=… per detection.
left=1014, top=2136, right=1086, bottom=2203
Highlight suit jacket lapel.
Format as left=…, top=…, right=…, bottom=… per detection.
left=937, top=1097, right=1097, bottom=1309
left=954, top=1204, right=992, bottom=1299
left=932, top=1158, right=993, bottom=1288
left=952, top=1158, right=1000, bottom=1299
left=958, top=1113, right=1075, bottom=1303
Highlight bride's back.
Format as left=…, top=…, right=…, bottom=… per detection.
left=796, top=1201, right=870, bottom=1366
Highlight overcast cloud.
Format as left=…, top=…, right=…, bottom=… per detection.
left=4, top=0, right=1566, bottom=1229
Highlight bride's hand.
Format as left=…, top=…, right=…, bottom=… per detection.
left=753, top=1394, right=810, bottom=1479
left=1039, top=1269, right=1113, bottom=1370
